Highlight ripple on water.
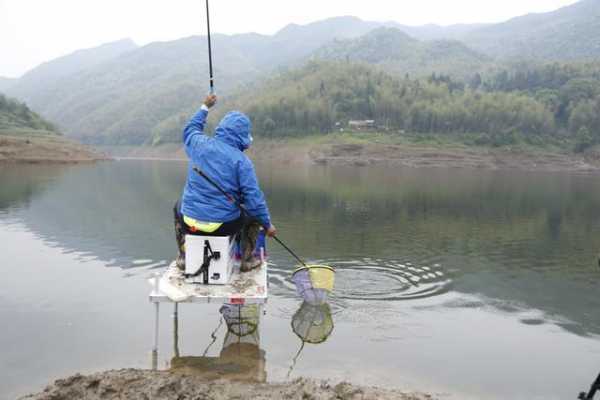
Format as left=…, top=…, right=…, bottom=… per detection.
left=328, top=259, right=452, bottom=301
left=268, top=258, right=452, bottom=302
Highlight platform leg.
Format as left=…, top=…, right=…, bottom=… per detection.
left=173, top=303, right=179, bottom=358
left=151, top=301, right=160, bottom=370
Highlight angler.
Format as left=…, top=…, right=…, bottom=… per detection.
left=173, top=94, right=277, bottom=272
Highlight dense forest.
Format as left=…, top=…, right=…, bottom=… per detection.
left=0, top=93, right=58, bottom=134
left=150, top=61, right=600, bottom=151
left=480, top=62, right=600, bottom=150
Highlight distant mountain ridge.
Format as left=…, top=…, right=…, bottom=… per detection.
left=313, top=27, right=491, bottom=78
left=5, top=0, right=600, bottom=145
left=5, top=17, right=410, bottom=144
left=9, top=39, right=138, bottom=100
left=464, top=0, right=600, bottom=60
left=391, top=23, right=489, bottom=41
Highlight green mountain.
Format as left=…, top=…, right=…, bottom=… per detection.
left=5, top=17, right=394, bottom=145
left=7, top=1, right=600, bottom=146
left=464, top=0, right=600, bottom=60
left=197, top=61, right=556, bottom=145
left=312, top=27, right=491, bottom=79
left=0, top=93, right=58, bottom=134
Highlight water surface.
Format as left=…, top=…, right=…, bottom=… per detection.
left=1, top=161, right=600, bottom=399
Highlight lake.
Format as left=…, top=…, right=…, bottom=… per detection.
left=1, top=160, right=600, bottom=400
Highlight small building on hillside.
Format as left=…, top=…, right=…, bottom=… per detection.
left=348, top=120, right=377, bottom=131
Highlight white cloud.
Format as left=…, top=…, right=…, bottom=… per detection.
left=0, top=0, right=580, bottom=77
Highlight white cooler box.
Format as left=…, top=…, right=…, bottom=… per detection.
left=185, top=235, right=236, bottom=285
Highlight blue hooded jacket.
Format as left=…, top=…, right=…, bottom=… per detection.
left=180, top=107, right=271, bottom=228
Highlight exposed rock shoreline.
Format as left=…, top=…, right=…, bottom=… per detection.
left=19, top=369, right=435, bottom=400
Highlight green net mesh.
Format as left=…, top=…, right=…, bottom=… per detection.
left=291, top=301, right=334, bottom=344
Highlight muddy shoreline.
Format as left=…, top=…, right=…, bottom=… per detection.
left=19, top=369, right=435, bottom=400
left=100, top=140, right=600, bottom=173
left=0, top=135, right=108, bottom=163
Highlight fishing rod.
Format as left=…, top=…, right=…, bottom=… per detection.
left=205, top=0, right=215, bottom=94
left=193, top=167, right=308, bottom=268
left=579, top=372, right=600, bottom=399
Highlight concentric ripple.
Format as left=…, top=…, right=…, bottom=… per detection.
left=328, top=258, right=452, bottom=301
left=268, top=258, right=452, bottom=302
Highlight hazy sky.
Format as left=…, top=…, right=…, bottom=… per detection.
left=0, top=0, right=579, bottom=78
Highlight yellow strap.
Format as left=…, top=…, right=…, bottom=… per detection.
left=183, top=216, right=223, bottom=233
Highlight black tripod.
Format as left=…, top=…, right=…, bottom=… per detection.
left=580, top=373, right=600, bottom=399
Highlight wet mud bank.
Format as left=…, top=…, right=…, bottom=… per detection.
left=0, top=135, right=108, bottom=163
left=19, top=369, right=435, bottom=400
left=307, top=143, right=600, bottom=173
left=102, top=140, right=600, bottom=173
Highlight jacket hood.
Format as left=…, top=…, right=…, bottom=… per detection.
left=214, top=111, right=253, bottom=151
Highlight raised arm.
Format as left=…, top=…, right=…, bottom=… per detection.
left=183, top=95, right=217, bottom=155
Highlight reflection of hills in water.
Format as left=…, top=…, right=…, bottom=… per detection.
left=0, top=164, right=69, bottom=214
left=3, top=161, right=187, bottom=269
left=2, top=161, right=600, bottom=336
left=262, top=165, right=600, bottom=336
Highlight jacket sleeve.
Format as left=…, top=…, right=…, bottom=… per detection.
left=183, top=105, right=209, bottom=157
left=238, top=158, right=271, bottom=228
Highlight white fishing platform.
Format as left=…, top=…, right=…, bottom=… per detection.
left=148, top=236, right=269, bottom=363
left=148, top=259, right=268, bottom=369
left=149, top=261, right=268, bottom=305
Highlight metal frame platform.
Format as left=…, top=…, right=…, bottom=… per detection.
left=148, top=260, right=268, bottom=361
left=149, top=261, right=268, bottom=305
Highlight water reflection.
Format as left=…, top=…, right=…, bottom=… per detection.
left=2, top=161, right=600, bottom=336
left=3, top=161, right=600, bottom=399
left=160, top=301, right=335, bottom=383
left=288, top=301, right=334, bottom=378
left=323, top=258, right=451, bottom=301
left=0, top=164, right=69, bottom=213
left=167, top=304, right=266, bottom=383
left=3, top=161, right=187, bottom=269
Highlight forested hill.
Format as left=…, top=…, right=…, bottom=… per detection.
left=0, top=94, right=59, bottom=135
left=177, top=61, right=600, bottom=151
left=3, top=22, right=497, bottom=146
left=313, top=28, right=491, bottom=79
left=4, top=17, right=397, bottom=145
left=209, top=61, right=554, bottom=141
left=463, top=0, right=600, bottom=60
left=5, top=0, right=600, bottom=146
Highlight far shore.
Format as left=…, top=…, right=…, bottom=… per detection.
left=0, top=134, right=109, bottom=164
left=98, top=134, right=600, bottom=173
